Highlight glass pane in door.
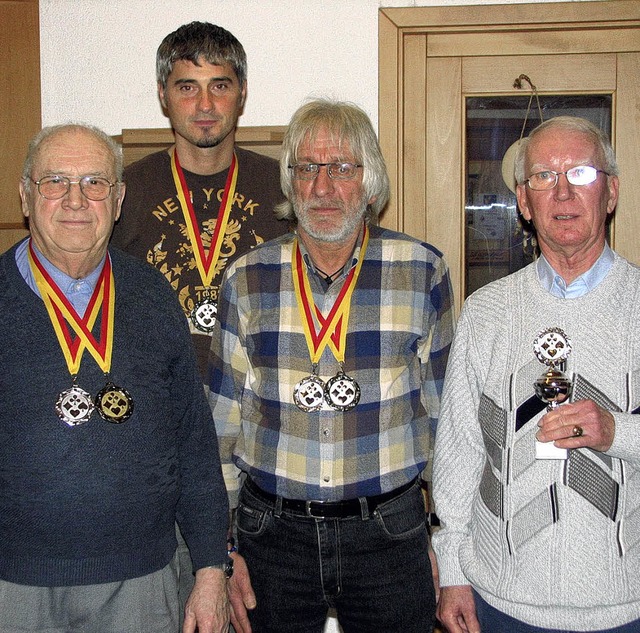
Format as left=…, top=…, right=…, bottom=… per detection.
left=465, top=94, right=612, bottom=298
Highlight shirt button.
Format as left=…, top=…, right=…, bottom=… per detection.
left=323, top=428, right=330, bottom=436
left=323, top=476, right=330, bottom=483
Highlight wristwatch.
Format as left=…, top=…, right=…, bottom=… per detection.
left=209, top=557, right=234, bottom=579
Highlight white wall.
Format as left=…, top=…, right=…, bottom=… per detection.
left=40, top=0, right=580, bottom=136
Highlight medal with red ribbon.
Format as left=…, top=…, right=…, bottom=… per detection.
left=291, top=225, right=368, bottom=412
left=170, top=149, right=238, bottom=333
left=28, top=242, right=133, bottom=425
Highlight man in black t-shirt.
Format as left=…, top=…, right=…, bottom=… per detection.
left=111, top=21, right=288, bottom=378
left=110, top=22, right=288, bottom=629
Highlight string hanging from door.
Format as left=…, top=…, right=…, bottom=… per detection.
left=513, top=74, right=544, bottom=143
left=501, top=73, right=545, bottom=257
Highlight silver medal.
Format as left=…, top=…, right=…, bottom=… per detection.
left=293, top=375, right=326, bottom=412
left=533, top=327, right=572, bottom=366
left=191, top=298, right=217, bottom=333
left=324, top=371, right=360, bottom=411
left=55, top=385, right=95, bottom=426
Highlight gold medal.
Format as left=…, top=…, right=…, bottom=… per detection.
left=95, top=382, right=134, bottom=423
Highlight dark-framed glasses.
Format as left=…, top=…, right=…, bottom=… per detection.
left=525, top=165, right=609, bottom=191
left=30, top=175, right=117, bottom=201
left=288, top=162, right=362, bottom=181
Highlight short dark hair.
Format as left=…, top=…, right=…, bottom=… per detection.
left=156, top=21, right=247, bottom=89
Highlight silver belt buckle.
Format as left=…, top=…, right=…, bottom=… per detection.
left=305, top=500, right=327, bottom=518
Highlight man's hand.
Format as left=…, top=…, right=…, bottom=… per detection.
left=183, top=566, right=230, bottom=633
left=437, top=585, right=480, bottom=633
left=228, top=553, right=256, bottom=633
left=536, top=399, right=615, bottom=452
left=428, top=543, right=440, bottom=603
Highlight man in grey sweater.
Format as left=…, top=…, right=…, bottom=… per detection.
left=433, top=116, right=640, bottom=632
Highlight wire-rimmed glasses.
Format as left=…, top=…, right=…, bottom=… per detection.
left=29, top=175, right=117, bottom=201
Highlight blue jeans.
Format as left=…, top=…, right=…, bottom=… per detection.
left=474, top=591, right=640, bottom=633
left=237, top=478, right=435, bottom=632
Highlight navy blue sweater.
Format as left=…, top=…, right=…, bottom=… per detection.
left=0, top=242, right=228, bottom=586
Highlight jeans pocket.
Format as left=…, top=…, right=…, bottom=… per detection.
left=374, top=486, right=427, bottom=540
left=236, top=499, right=271, bottom=537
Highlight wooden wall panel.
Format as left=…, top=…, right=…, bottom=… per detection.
left=0, top=0, right=40, bottom=253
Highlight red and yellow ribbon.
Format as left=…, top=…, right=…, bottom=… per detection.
left=170, top=149, right=238, bottom=287
left=28, top=241, right=115, bottom=375
left=292, top=225, right=369, bottom=364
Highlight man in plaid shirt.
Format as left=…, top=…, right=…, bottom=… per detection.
left=209, top=98, right=455, bottom=633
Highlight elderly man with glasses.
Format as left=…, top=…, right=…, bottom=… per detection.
left=0, top=123, right=230, bottom=633
left=433, top=116, right=640, bottom=633
left=208, top=98, right=455, bottom=633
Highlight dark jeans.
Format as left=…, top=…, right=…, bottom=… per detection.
left=237, top=478, right=435, bottom=633
left=474, top=590, right=640, bottom=633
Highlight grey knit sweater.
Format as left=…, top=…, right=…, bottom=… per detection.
left=433, top=254, right=640, bottom=630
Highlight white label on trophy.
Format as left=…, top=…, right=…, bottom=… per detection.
left=535, top=440, right=568, bottom=460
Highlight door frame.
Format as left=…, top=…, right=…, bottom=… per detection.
left=378, top=0, right=640, bottom=311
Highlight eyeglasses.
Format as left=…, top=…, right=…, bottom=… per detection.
left=525, top=165, right=609, bottom=191
left=288, top=162, right=362, bottom=181
left=29, top=175, right=117, bottom=201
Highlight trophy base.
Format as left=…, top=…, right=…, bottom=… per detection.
left=535, top=440, right=568, bottom=460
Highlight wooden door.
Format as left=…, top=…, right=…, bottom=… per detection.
left=378, top=1, right=640, bottom=312
left=0, top=0, right=40, bottom=253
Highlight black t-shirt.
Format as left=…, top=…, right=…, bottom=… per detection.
left=111, top=146, right=289, bottom=376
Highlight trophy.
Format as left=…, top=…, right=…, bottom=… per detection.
left=533, top=327, right=573, bottom=459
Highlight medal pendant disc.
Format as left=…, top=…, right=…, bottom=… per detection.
left=533, top=327, right=572, bottom=366
left=293, top=375, right=326, bottom=412
left=56, top=386, right=95, bottom=426
left=324, top=373, right=360, bottom=411
left=95, top=383, right=134, bottom=423
left=191, top=299, right=217, bottom=333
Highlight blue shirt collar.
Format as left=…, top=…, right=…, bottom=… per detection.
left=15, top=238, right=106, bottom=315
left=536, top=243, right=614, bottom=299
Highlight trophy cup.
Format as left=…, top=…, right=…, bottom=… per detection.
left=533, top=327, right=573, bottom=459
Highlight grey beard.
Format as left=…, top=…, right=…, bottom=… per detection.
left=295, top=203, right=367, bottom=243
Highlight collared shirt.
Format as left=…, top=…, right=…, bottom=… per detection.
left=15, top=238, right=104, bottom=315
left=536, top=243, right=614, bottom=299
left=209, top=224, right=455, bottom=506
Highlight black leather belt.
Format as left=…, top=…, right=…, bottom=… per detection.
left=245, top=476, right=417, bottom=518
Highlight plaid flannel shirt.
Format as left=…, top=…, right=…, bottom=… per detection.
left=209, top=224, right=455, bottom=507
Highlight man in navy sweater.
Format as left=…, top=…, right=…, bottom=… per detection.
left=0, top=123, right=230, bottom=633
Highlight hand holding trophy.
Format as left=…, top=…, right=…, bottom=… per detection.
left=533, top=327, right=573, bottom=459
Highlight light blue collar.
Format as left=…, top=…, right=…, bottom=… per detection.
left=536, top=243, right=614, bottom=299
left=15, top=238, right=106, bottom=316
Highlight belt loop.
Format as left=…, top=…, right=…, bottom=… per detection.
left=274, top=495, right=283, bottom=518
left=358, top=496, right=370, bottom=520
